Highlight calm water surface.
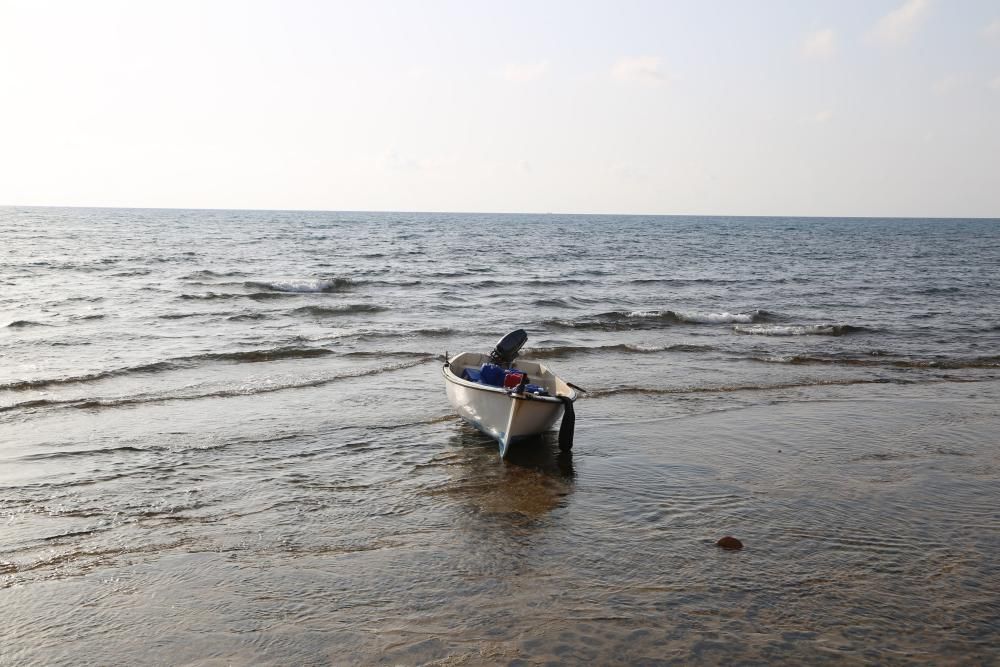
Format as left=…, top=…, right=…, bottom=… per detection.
left=1, top=208, right=999, bottom=664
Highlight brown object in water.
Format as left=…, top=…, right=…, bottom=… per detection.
left=716, top=536, right=743, bottom=550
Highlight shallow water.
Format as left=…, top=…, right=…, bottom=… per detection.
left=2, top=208, right=999, bottom=664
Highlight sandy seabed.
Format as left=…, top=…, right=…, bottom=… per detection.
left=3, top=378, right=999, bottom=665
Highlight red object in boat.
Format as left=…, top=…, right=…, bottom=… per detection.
left=503, top=371, right=526, bottom=389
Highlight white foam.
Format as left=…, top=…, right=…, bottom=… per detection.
left=260, top=278, right=348, bottom=293
left=676, top=311, right=755, bottom=324
left=734, top=324, right=843, bottom=336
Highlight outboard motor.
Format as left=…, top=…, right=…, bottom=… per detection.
left=489, top=329, right=528, bottom=366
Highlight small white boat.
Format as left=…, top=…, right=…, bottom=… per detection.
left=442, top=330, right=580, bottom=458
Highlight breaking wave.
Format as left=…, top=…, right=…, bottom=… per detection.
left=545, top=309, right=772, bottom=330
left=244, top=278, right=352, bottom=293
left=673, top=310, right=764, bottom=324
left=733, top=324, right=868, bottom=336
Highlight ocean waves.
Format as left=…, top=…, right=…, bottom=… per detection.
left=0, top=361, right=178, bottom=392
left=544, top=309, right=773, bottom=330
left=539, top=311, right=871, bottom=338
left=754, top=353, right=1000, bottom=370
left=0, top=357, right=434, bottom=416
left=524, top=343, right=716, bottom=359
left=733, top=324, right=868, bottom=336
left=158, top=303, right=386, bottom=322
left=519, top=340, right=997, bottom=371
left=354, top=327, right=458, bottom=340
left=174, top=276, right=357, bottom=301
left=4, top=320, right=49, bottom=328
left=291, top=304, right=386, bottom=317
left=674, top=310, right=764, bottom=324
left=182, top=269, right=247, bottom=279
left=243, top=278, right=353, bottom=293
left=588, top=377, right=895, bottom=398
left=628, top=277, right=748, bottom=286
left=0, top=346, right=336, bottom=392
left=4, top=209, right=999, bottom=439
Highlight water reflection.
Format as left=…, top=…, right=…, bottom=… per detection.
left=448, top=425, right=575, bottom=478
left=505, top=433, right=576, bottom=480
left=434, top=425, right=575, bottom=520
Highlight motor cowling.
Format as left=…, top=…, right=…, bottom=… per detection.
left=489, top=329, right=528, bottom=366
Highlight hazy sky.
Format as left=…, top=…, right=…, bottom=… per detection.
left=1, top=0, right=998, bottom=216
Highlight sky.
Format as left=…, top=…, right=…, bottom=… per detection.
left=1, top=0, right=998, bottom=217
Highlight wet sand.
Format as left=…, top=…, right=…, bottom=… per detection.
left=3, top=378, right=999, bottom=665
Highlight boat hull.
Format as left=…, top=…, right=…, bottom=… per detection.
left=442, top=360, right=572, bottom=457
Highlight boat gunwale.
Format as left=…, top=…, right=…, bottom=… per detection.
left=441, top=361, right=576, bottom=404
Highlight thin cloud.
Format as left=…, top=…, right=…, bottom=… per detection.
left=611, top=56, right=666, bottom=86
left=990, top=75, right=1000, bottom=91
left=984, top=19, right=1000, bottom=41
left=870, top=0, right=931, bottom=46
left=377, top=151, right=458, bottom=173
left=609, top=161, right=653, bottom=183
left=931, top=74, right=969, bottom=96
left=798, top=110, right=834, bottom=125
left=501, top=61, right=549, bottom=83
left=802, top=29, right=836, bottom=60
left=406, top=66, right=431, bottom=82
left=377, top=150, right=420, bottom=172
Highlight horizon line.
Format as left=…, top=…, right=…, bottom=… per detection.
left=1, top=203, right=998, bottom=221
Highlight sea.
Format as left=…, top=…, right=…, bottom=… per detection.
left=2, top=207, right=999, bottom=665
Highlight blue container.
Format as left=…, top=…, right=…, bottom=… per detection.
left=479, top=363, right=506, bottom=387
left=524, top=383, right=549, bottom=396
